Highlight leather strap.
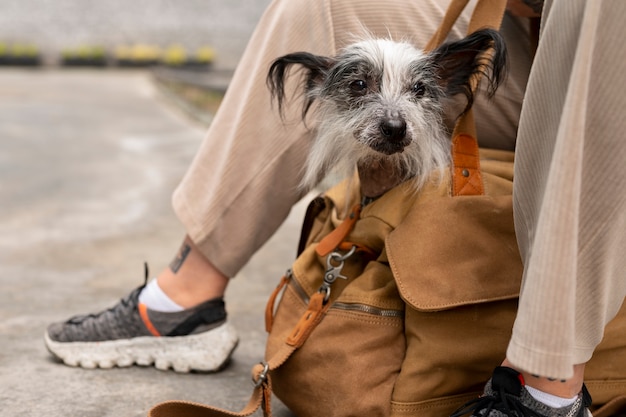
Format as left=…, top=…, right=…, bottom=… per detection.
left=424, top=0, right=505, bottom=54
left=313, top=203, right=378, bottom=259
left=315, top=203, right=362, bottom=257
left=337, top=241, right=377, bottom=260
left=424, top=0, right=470, bottom=52
left=265, top=274, right=290, bottom=333
left=148, top=390, right=265, bottom=417
left=452, top=133, right=485, bottom=195
left=285, top=292, right=331, bottom=347
left=426, top=0, right=507, bottom=196
left=450, top=0, right=506, bottom=195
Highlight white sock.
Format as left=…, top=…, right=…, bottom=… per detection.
left=525, top=385, right=578, bottom=408
left=138, top=279, right=184, bottom=312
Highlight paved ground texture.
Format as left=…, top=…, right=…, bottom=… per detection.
left=0, top=69, right=303, bottom=417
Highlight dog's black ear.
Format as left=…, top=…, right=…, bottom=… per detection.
left=267, top=52, right=335, bottom=119
left=430, top=28, right=507, bottom=114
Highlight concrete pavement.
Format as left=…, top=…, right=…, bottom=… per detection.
left=0, top=69, right=303, bottom=417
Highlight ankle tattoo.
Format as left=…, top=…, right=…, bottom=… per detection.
left=170, top=243, right=191, bottom=273
left=530, top=374, right=567, bottom=383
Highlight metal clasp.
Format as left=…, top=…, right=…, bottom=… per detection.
left=253, top=361, right=270, bottom=387
left=319, top=245, right=357, bottom=302
left=324, top=245, right=356, bottom=285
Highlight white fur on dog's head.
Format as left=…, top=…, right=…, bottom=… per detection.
left=268, top=29, right=506, bottom=196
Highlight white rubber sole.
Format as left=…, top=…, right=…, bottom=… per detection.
left=44, top=322, right=239, bottom=373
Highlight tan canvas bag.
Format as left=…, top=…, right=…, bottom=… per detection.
left=148, top=1, right=626, bottom=416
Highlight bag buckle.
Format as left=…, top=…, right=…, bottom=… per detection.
left=319, top=245, right=357, bottom=302
left=252, top=361, right=270, bottom=387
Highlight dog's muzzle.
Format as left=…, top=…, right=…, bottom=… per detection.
left=373, top=117, right=410, bottom=155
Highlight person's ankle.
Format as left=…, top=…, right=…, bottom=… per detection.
left=501, top=359, right=585, bottom=399
left=155, top=236, right=229, bottom=309
left=156, top=267, right=227, bottom=308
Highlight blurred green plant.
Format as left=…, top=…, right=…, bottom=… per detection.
left=11, top=43, right=39, bottom=57
left=115, top=44, right=161, bottom=66
left=194, top=46, right=216, bottom=63
left=161, top=44, right=187, bottom=66
left=0, top=42, right=41, bottom=65
left=61, top=45, right=107, bottom=66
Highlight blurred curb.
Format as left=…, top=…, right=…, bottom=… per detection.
left=151, top=67, right=233, bottom=94
left=151, top=67, right=233, bottom=126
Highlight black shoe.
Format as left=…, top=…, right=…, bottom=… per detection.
left=451, top=367, right=592, bottom=417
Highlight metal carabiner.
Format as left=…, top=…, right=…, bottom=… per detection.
left=324, top=245, right=356, bottom=283
left=324, top=264, right=346, bottom=285
left=253, top=361, right=270, bottom=387
left=320, top=245, right=358, bottom=300
left=330, top=245, right=357, bottom=263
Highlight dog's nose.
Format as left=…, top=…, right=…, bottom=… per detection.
left=379, top=118, right=407, bottom=142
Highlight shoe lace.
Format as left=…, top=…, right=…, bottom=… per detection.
left=450, top=388, right=545, bottom=417
left=66, top=262, right=149, bottom=325
left=451, top=367, right=547, bottom=417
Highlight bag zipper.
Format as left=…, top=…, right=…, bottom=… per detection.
left=331, top=301, right=403, bottom=317
left=285, top=269, right=403, bottom=318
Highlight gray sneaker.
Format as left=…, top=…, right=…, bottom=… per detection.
left=44, top=278, right=238, bottom=373
left=450, top=367, right=592, bottom=417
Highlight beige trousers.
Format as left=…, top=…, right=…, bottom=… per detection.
left=509, top=0, right=626, bottom=379
left=172, top=0, right=625, bottom=379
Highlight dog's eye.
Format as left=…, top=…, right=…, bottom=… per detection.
left=412, top=82, right=426, bottom=97
left=350, top=80, right=367, bottom=94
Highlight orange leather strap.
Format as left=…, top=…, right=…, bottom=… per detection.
left=315, top=203, right=362, bottom=257
left=148, top=380, right=268, bottom=417
left=337, top=241, right=378, bottom=261
left=452, top=133, right=485, bottom=196
left=265, top=274, right=290, bottom=333
left=286, top=292, right=331, bottom=348
left=425, top=0, right=506, bottom=197
left=424, top=0, right=469, bottom=52
left=448, top=0, right=506, bottom=196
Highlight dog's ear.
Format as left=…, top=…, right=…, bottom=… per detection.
left=267, top=52, right=335, bottom=119
left=430, top=28, right=507, bottom=114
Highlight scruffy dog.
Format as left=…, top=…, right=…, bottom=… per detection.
left=267, top=28, right=507, bottom=198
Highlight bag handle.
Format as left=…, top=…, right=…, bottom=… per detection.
left=426, top=0, right=507, bottom=196
left=147, top=1, right=507, bottom=416
left=424, top=0, right=471, bottom=52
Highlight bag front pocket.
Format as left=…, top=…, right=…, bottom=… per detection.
left=386, top=190, right=522, bottom=407
left=266, top=273, right=405, bottom=417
